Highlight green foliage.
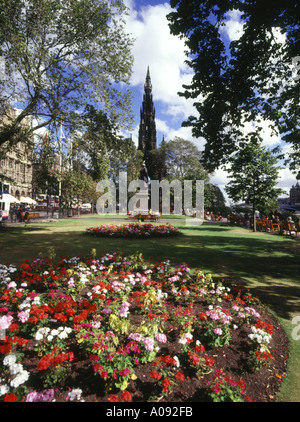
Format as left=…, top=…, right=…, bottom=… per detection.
left=167, top=0, right=300, bottom=177
left=60, top=169, right=96, bottom=210
left=225, top=142, right=285, bottom=229
left=164, top=137, right=207, bottom=181
left=204, top=184, right=227, bottom=213
left=0, top=0, right=134, bottom=149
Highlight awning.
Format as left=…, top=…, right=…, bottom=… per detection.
left=20, top=196, right=37, bottom=205
left=1, top=194, right=20, bottom=203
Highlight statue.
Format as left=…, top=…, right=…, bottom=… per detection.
left=139, top=161, right=149, bottom=185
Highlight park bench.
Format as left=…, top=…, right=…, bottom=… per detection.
left=268, top=221, right=281, bottom=232
left=288, top=222, right=300, bottom=236
left=279, top=221, right=300, bottom=236
left=133, top=212, right=161, bottom=222
left=258, top=220, right=280, bottom=233
left=149, top=212, right=161, bottom=222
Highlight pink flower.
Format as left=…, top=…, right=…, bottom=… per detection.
left=100, top=370, right=109, bottom=379
left=213, top=328, right=223, bottom=336
left=0, top=315, right=13, bottom=330
left=212, top=384, right=221, bottom=393
left=17, top=311, right=29, bottom=323
left=155, top=333, right=167, bottom=343
left=119, top=368, right=131, bottom=376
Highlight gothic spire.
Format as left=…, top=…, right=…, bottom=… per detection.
left=138, top=67, right=157, bottom=155
left=145, top=66, right=152, bottom=92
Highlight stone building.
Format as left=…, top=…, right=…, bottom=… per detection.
left=0, top=109, right=34, bottom=202
left=290, top=182, right=300, bottom=205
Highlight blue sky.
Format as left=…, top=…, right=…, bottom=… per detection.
left=123, top=0, right=296, bottom=200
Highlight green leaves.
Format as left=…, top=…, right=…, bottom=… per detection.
left=167, top=0, right=300, bottom=177
left=225, top=142, right=285, bottom=226
left=0, top=0, right=134, bottom=148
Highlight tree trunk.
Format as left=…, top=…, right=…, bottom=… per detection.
left=253, top=204, right=256, bottom=232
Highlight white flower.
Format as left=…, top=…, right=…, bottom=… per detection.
left=3, top=354, right=17, bottom=367
left=35, top=327, right=50, bottom=341
left=67, top=388, right=83, bottom=402
left=173, top=356, right=180, bottom=368
left=0, top=384, right=9, bottom=397
left=10, top=370, right=29, bottom=388
left=58, top=329, right=70, bottom=340
left=32, top=296, right=41, bottom=305
left=178, top=332, right=193, bottom=345
left=9, top=363, right=23, bottom=376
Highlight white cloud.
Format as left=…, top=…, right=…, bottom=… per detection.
left=124, top=1, right=195, bottom=123
left=221, top=10, right=245, bottom=41
left=240, top=117, right=281, bottom=147
left=277, top=168, right=297, bottom=194
left=123, top=1, right=296, bottom=199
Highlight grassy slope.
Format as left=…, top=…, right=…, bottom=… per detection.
left=0, top=215, right=299, bottom=401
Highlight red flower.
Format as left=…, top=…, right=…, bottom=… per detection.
left=188, top=352, right=199, bottom=366
left=195, top=344, right=205, bottom=353
left=100, top=370, right=109, bottom=379
left=121, top=391, right=132, bottom=402
left=37, top=355, right=51, bottom=371
left=4, top=393, right=17, bottom=402
left=255, top=320, right=274, bottom=335
left=150, top=371, right=161, bottom=380
left=17, top=337, right=29, bottom=346
left=199, top=312, right=207, bottom=321
left=89, top=354, right=99, bottom=362
left=107, top=394, right=120, bottom=402
left=212, top=383, right=221, bottom=393
left=205, top=357, right=215, bottom=367
left=0, top=344, right=12, bottom=354
left=175, top=372, right=185, bottom=381
left=54, top=312, right=68, bottom=322
left=9, top=323, right=19, bottom=332
left=162, top=378, right=171, bottom=392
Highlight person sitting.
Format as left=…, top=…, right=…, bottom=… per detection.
left=286, top=216, right=296, bottom=234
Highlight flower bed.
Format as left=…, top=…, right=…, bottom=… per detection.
left=85, top=223, right=180, bottom=238
left=0, top=252, right=288, bottom=402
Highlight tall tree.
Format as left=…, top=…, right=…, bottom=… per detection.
left=0, top=0, right=134, bottom=149
left=167, top=0, right=300, bottom=177
left=60, top=169, right=96, bottom=214
left=225, top=141, right=285, bottom=231
left=164, top=137, right=208, bottom=181
left=204, top=184, right=227, bottom=214
left=148, top=137, right=167, bottom=182
left=32, top=134, right=59, bottom=201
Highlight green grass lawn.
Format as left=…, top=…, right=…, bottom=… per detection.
left=0, top=215, right=299, bottom=401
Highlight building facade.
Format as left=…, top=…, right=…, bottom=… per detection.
left=290, top=182, right=300, bottom=205
left=0, top=109, right=33, bottom=201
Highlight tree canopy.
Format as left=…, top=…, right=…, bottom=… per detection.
left=225, top=141, right=285, bottom=230
left=163, top=137, right=208, bottom=181
left=0, top=0, right=134, bottom=149
left=167, top=0, right=300, bottom=176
